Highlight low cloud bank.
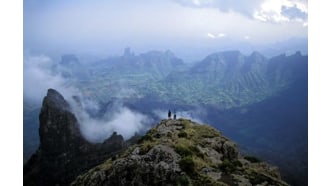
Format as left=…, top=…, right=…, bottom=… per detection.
left=72, top=100, right=151, bottom=142
left=24, top=54, right=151, bottom=142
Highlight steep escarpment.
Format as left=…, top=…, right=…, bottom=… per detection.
left=23, top=89, right=125, bottom=186
left=72, top=119, right=289, bottom=186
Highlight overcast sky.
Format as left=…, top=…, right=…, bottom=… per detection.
left=24, top=0, right=307, bottom=58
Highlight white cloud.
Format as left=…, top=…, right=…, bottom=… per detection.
left=193, top=0, right=201, bottom=6
left=218, top=33, right=226, bottom=37
left=173, top=0, right=307, bottom=25
left=253, top=0, right=307, bottom=25
left=207, top=33, right=216, bottom=39
left=75, top=103, right=151, bottom=142
left=207, top=32, right=226, bottom=39
left=23, top=54, right=78, bottom=104
left=303, top=22, right=308, bottom=27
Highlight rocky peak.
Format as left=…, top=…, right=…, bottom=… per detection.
left=43, top=88, right=70, bottom=110
left=72, top=119, right=289, bottom=186
left=39, top=89, right=83, bottom=154
left=102, top=132, right=125, bottom=148
left=249, top=51, right=267, bottom=61
left=24, top=89, right=125, bottom=186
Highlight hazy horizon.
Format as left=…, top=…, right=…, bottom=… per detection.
left=24, top=0, right=307, bottom=61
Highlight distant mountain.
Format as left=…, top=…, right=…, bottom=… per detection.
left=74, top=49, right=186, bottom=102
left=56, top=54, right=89, bottom=80
left=267, top=51, right=308, bottom=87
left=52, top=50, right=307, bottom=108
left=143, top=51, right=307, bottom=108
left=89, top=48, right=185, bottom=80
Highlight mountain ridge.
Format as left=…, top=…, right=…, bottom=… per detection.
left=72, top=119, right=289, bottom=186
left=60, top=50, right=307, bottom=108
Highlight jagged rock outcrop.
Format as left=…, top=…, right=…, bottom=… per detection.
left=72, top=119, right=289, bottom=186
left=23, top=89, right=125, bottom=186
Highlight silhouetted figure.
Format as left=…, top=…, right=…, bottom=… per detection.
left=173, top=109, right=176, bottom=120
left=168, top=110, right=171, bottom=119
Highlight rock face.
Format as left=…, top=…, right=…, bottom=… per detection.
left=23, top=89, right=125, bottom=186
left=72, top=119, right=289, bottom=186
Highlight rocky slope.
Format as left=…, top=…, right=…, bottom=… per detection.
left=23, top=89, right=125, bottom=186
left=72, top=119, right=289, bottom=186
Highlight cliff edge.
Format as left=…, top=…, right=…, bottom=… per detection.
left=72, top=119, right=289, bottom=186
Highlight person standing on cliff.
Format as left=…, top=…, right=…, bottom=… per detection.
left=168, top=110, right=171, bottom=119
left=173, top=109, right=176, bottom=120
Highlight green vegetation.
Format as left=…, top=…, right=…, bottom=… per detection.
left=188, top=124, right=220, bottom=140
left=179, top=156, right=195, bottom=175
left=246, top=170, right=281, bottom=185
left=177, top=175, right=191, bottom=186
left=137, top=134, right=153, bottom=144
left=93, top=159, right=113, bottom=171
left=175, top=145, right=193, bottom=157
left=171, top=120, right=228, bottom=185
left=193, top=174, right=227, bottom=186
left=218, top=159, right=242, bottom=174
left=178, top=131, right=188, bottom=138
left=139, top=141, right=156, bottom=155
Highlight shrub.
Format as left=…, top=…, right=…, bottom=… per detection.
left=248, top=171, right=271, bottom=185
left=189, top=146, right=204, bottom=159
left=177, top=175, right=191, bottom=186
left=179, top=156, right=195, bottom=175
left=154, top=133, right=161, bottom=138
left=139, top=142, right=153, bottom=155
left=175, top=145, right=193, bottom=157
left=193, top=174, right=223, bottom=186
left=218, top=159, right=236, bottom=174
left=244, top=156, right=261, bottom=163
left=178, top=131, right=188, bottom=138
left=138, top=134, right=153, bottom=144
left=232, top=159, right=242, bottom=167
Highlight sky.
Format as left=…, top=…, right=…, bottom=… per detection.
left=24, top=0, right=308, bottom=59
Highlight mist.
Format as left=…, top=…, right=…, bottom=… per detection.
left=23, top=54, right=78, bottom=104
left=24, top=54, right=152, bottom=142
left=72, top=99, right=151, bottom=142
